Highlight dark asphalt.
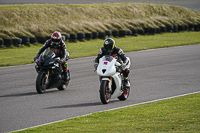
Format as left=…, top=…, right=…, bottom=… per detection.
left=0, top=44, right=200, bottom=133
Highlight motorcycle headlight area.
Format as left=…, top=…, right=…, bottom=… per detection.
left=51, top=63, right=59, bottom=69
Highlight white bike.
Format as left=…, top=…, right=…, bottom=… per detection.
left=96, top=55, right=131, bottom=104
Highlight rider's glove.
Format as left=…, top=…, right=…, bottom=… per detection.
left=94, top=63, right=98, bottom=70
left=34, top=54, right=39, bottom=61
left=60, top=59, right=65, bottom=63
left=56, top=59, right=62, bottom=64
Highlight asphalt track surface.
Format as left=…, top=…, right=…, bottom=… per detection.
left=0, top=44, right=200, bottom=132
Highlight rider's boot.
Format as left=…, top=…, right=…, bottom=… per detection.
left=63, top=63, right=69, bottom=83
left=124, top=77, right=130, bottom=88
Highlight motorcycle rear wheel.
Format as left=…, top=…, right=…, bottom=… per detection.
left=118, top=86, right=130, bottom=101
left=100, top=80, right=111, bottom=104
left=36, top=73, right=47, bottom=94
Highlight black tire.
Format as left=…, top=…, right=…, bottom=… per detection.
left=69, top=33, right=77, bottom=42
left=13, top=38, right=22, bottom=47
left=119, top=30, right=127, bottom=37
left=131, top=29, right=138, bottom=36
left=118, top=86, right=130, bottom=101
left=160, top=26, right=167, bottom=33
left=194, top=24, right=199, bottom=31
left=0, top=39, right=4, bottom=48
left=92, top=32, right=99, bottom=39
left=70, top=33, right=77, bottom=39
left=62, top=34, right=70, bottom=42
left=85, top=33, right=93, bottom=41
left=66, top=34, right=70, bottom=39
left=77, top=33, right=85, bottom=42
left=62, top=36, right=66, bottom=41
left=36, top=36, right=47, bottom=44
left=144, top=27, right=149, bottom=34
left=4, top=38, right=13, bottom=48
left=149, top=28, right=156, bottom=35
left=18, top=36, right=30, bottom=46
left=173, top=25, right=178, bottom=32
left=98, top=32, right=106, bottom=39
left=137, top=29, right=145, bottom=35
left=46, top=36, right=51, bottom=40
left=30, top=37, right=37, bottom=45
left=112, top=30, right=119, bottom=38
left=62, top=34, right=70, bottom=41
left=57, top=70, right=70, bottom=90
left=178, top=25, right=185, bottom=32
left=105, top=30, right=112, bottom=37
left=61, top=34, right=66, bottom=41
left=188, top=24, right=194, bottom=31
left=100, top=80, right=111, bottom=104
left=156, top=27, right=161, bottom=34
left=166, top=25, right=173, bottom=32
left=127, top=30, right=132, bottom=36
left=36, top=72, right=47, bottom=94
left=185, top=25, right=189, bottom=31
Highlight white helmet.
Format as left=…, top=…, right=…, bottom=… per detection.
left=51, top=31, right=62, bottom=45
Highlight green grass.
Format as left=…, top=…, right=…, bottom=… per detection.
left=1, top=31, right=200, bottom=67
left=13, top=92, right=200, bottom=133
left=0, top=3, right=200, bottom=38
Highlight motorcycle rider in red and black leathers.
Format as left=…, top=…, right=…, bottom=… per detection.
left=94, top=38, right=130, bottom=88
left=34, top=31, right=69, bottom=83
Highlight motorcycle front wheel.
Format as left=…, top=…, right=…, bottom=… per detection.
left=100, top=80, right=111, bottom=104
left=36, top=72, right=47, bottom=94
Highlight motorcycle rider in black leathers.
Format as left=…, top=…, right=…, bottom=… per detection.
left=94, top=38, right=130, bottom=88
left=34, top=31, right=69, bottom=83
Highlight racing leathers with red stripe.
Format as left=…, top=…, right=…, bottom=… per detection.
left=35, top=39, right=69, bottom=81
left=94, top=46, right=130, bottom=87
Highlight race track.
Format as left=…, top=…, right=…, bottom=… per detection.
left=0, top=44, right=200, bottom=133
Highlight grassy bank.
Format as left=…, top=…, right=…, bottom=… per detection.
left=13, top=92, right=200, bottom=133
left=0, top=3, right=200, bottom=39
left=0, top=31, right=200, bottom=67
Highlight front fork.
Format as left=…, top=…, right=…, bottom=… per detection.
left=44, top=70, right=50, bottom=85
left=101, top=77, right=112, bottom=92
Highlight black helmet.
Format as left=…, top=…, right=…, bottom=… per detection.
left=103, top=38, right=115, bottom=52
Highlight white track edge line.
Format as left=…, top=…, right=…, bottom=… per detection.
left=11, top=91, right=200, bottom=133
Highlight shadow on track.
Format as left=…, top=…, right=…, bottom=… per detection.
left=45, top=100, right=120, bottom=109
left=0, top=92, right=37, bottom=98
left=0, top=89, right=64, bottom=98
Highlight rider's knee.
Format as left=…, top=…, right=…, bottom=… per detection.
left=123, top=68, right=129, bottom=77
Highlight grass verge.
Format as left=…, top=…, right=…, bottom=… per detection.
left=0, top=3, right=200, bottom=38
left=13, top=92, right=200, bottom=133
left=0, top=31, right=200, bottom=67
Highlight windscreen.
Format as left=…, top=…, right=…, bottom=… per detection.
left=41, top=48, right=55, bottom=57
left=102, top=55, right=114, bottom=62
